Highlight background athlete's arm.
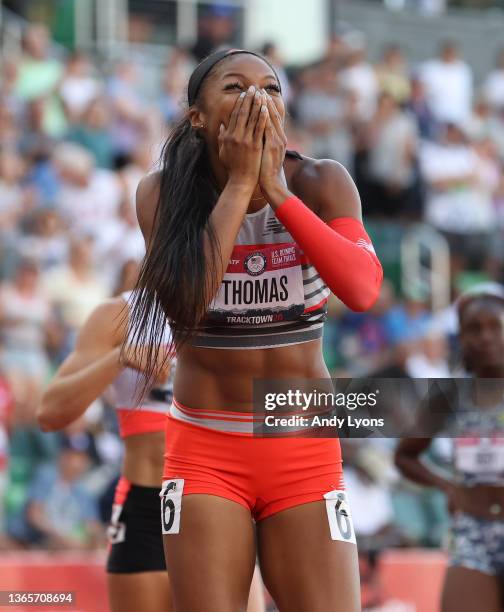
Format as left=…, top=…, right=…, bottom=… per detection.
left=37, top=300, right=126, bottom=431
left=395, top=438, right=453, bottom=490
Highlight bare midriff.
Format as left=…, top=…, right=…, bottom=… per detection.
left=174, top=338, right=329, bottom=411
left=122, top=430, right=165, bottom=487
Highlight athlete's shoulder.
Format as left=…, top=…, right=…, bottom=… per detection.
left=137, top=171, right=161, bottom=202
left=77, top=297, right=127, bottom=348
left=136, top=171, right=162, bottom=245
left=290, top=156, right=361, bottom=221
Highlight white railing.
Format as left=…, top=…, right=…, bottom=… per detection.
left=400, top=224, right=451, bottom=311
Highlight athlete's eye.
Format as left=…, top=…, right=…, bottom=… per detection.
left=265, top=83, right=281, bottom=94
left=223, top=82, right=243, bottom=92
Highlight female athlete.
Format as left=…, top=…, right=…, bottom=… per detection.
left=38, top=291, right=174, bottom=612
left=396, top=284, right=504, bottom=612
left=130, top=49, right=383, bottom=612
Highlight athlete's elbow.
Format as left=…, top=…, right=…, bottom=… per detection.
left=36, top=397, right=61, bottom=432
left=343, top=283, right=382, bottom=312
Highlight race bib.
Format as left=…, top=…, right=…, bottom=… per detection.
left=207, top=243, right=305, bottom=325
left=455, top=437, right=504, bottom=474
left=107, top=503, right=126, bottom=544
left=160, top=479, right=184, bottom=535
left=324, top=490, right=356, bottom=544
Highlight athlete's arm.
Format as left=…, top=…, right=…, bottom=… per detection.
left=136, top=172, right=161, bottom=249
left=394, top=438, right=453, bottom=491
left=259, top=100, right=382, bottom=312
left=37, top=300, right=126, bottom=431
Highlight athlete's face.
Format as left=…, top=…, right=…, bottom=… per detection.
left=190, top=55, right=285, bottom=147
left=459, top=300, right=504, bottom=373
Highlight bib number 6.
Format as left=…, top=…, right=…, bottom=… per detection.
left=324, top=490, right=356, bottom=544
left=160, top=479, right=184, bottom=534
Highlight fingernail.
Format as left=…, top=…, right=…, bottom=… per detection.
left=239, top=92, right=246, bottom=99
left=261, top=105, right=267, bottom=112
left=248, top=85, right=255, bottom=94
left=255, top=90, right=261, bottom=99
left=219, top=123, right=224, bottom=132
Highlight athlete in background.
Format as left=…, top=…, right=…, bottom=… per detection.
left=396, top=284, right=504, bottom=612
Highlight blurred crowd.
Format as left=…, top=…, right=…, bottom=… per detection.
left=0, top=20, right=503, bottom=588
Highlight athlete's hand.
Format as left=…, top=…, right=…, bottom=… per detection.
left=119, top=345, right=171, bottom=383
left=259, top=94, right=288, bottom=199
left=218, top=86, right=269, bottom=190
left=445, top=483, right=464, bottom=514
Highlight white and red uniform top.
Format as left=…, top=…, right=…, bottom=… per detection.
left=191, top=204, right=330, bottom=350
left=103, top=292, right=174, bottom=439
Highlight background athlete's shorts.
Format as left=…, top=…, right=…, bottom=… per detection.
left=106, top=477, right=166, bottom=574
left=448, top=512, right=504, bottom=576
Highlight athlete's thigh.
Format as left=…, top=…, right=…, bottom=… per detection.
left=108, top=572, right=172, bottom=612
left=442, top=566, right=501, bottom=612
left=163, top=494, right=256, bottom=612
left=257, top=501, right=360, bottom=612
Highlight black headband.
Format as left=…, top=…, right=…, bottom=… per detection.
left=187, top=48, right=281, bottom=106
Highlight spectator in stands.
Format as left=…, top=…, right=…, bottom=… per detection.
left=66, top=97, right=114, bottom=169
left=190, top=4, right=237, bottom=62
left=41, top=236, right=108, bottom=355
left=25, top=435, right=103, bottom=550
left=93, top=199, right=145, bottom=288
left=19, top=99, right=59, bottom=208
left=52, top=142, right=122, bottom=243
left=159, top=46, right=194, bottom=125
left=375, top=44, right=411, bottom=104
left=14, top=23, right=66, bottom=137
left=0, top=149, right=33, bottom=233
left=106, top=61, right=149, bottom=167
left=119, top=140, right=156, bottom=211
left=0, top=258, right=56, bottom=414
left=17, top=210, right=69, bottom=273
left=407, top=75, right=438, bottom=140
left=295, top=63, right=356, bottom=169
left=420, top=123, right=498, bottom=277
left=0, top=370, right=13, bottom=549
left=340, top=34, right=379, bottom=120
left=0, top=59, right=21, bottom=119
left=363, top=92, right=419, bottom=217
left=404, top=330, right=451, bottom=378
left=0, top=100, right=19, bottom=150
left=385, top=291, right=432, bottom=348
left=261, top=42, right=293, bottom=106
left=483, top=48, right=504, bottom=112
left=420, top=41, right=473, bottom=125
left=59, top=52, right=101, bottom=124
left=336, top=279, right=402, bottom=375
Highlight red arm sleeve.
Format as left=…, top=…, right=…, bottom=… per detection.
left=275, top=196, right=383, bottom=312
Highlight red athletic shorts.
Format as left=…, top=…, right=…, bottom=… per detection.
left=162, top=400, right=344, bottom=522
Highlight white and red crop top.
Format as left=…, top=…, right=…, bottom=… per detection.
left=191, top=204, right=330, bottom=349
left=103, top=291, right=174, bottom=438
